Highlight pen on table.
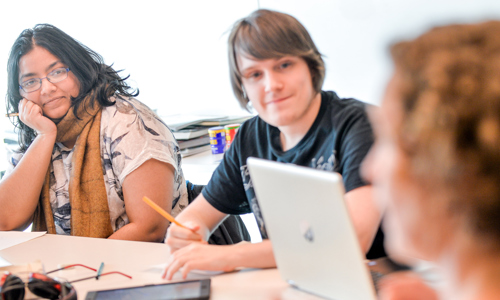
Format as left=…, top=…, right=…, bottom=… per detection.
left=142, top=196, right=194, bottom=231
left=96, top=262, right=104, bottom=280
left=5, top=113, right=19, bottom=117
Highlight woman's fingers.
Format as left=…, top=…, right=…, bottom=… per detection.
left=17, top=98, right=57, bottom=136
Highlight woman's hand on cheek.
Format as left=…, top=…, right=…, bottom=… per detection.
left=18, top=98, right=57, bottom=136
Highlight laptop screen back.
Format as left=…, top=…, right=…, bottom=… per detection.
left=247, top=157, right=376, bottom=300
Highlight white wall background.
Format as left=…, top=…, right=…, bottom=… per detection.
left=1, top=0, right=500, bottom=168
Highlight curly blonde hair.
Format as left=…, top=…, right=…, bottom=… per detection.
left=391, top=21, right=500, bottom=245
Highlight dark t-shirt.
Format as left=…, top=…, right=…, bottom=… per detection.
left=203, top=91, right=374, bottom=240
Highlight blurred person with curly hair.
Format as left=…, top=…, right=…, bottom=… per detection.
left=364, top=20, right=500, bottom=300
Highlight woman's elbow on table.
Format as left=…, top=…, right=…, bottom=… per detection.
left=145, top=220, right=170, bottom=242
left=0, top=215, right=33, bottom=232
left=109, top=218, right=169, bottom=242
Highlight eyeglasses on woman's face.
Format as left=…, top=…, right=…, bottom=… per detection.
left=19, top=67, right=71, bottom=93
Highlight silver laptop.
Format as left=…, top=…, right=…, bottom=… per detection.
left=247, top=157, right=377, bottom=300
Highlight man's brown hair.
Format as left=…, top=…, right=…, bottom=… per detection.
left=227, top=9, right=325, bottom=110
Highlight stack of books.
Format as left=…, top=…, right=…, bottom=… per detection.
left=161, top=114, right=253, bottom=157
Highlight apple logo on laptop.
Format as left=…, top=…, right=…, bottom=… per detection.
left=299, top=220, right=314, bottom=242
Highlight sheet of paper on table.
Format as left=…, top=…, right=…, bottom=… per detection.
left=0, top=231, right=47, bottom=251
left=147, top=263, right=224, bottom=277
left=0, top=256, right=11, bottom=267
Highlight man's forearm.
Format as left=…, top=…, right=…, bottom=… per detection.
left=230, top=240, right=277, bottom=269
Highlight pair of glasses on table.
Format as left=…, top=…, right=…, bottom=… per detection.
left=0, top=264, right=132, bottom=300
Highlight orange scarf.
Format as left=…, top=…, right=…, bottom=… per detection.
left=33, top=96, right=113, bottom=238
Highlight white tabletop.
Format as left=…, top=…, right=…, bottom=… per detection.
left=0, top=233, right=321, bottom=299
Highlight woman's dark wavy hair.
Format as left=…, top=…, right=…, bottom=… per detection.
left=6, top=24, right=138, bottom=152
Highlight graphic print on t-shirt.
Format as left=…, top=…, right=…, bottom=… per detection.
left=240, top=164, right=269, bottom=239
left=241, top=150, right=337, bottom=240
left=311, top=150, right=336, bottom=171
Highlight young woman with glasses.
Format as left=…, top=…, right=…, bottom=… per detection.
left=0, top=24, right=188, bottom=241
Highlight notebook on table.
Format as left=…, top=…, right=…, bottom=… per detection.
left=247, top=157, right=377, bottom=300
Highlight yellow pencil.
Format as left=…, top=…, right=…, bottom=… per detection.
left=142, top=196, right=191, bottom=230
left=5, top=113, right=19, bottom=117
